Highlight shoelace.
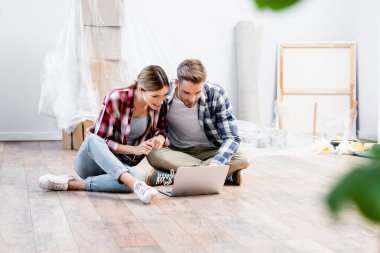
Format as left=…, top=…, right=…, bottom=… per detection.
left=49, top=176, right=69, bottom=190
left=156, top=169, right=175, bottom=186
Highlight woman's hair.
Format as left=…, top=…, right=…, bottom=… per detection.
left=177, top=59, right=207, bottom=83
left=132, top=65, right=169, bottom=91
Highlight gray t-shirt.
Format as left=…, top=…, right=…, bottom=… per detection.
left=127, top=116, right=148, bottom=145
left=167, top=93, right=211, bottom=148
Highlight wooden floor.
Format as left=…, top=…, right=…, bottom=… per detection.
left=0, top=141, right=379, bottom=253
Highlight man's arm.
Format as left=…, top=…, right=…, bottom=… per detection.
left=210, top=89, right=240, bottom=165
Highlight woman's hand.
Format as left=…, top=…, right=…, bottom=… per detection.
left=131, top=140, right=154, bottom=155
left=150, top=135, right=165, bottom=150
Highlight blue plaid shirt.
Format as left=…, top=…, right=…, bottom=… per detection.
left=166, top=80, right=241, bottom=165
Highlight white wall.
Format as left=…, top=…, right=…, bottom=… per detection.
left=346, top=1, right=380, bottom=141
left=139, top=0, right=378, bottom=140
left=1, top=0, right=378, bottom=141
left=0, top=0, right=67, bottom=140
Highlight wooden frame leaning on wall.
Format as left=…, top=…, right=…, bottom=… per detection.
left=276, top=42, right=357, bottom=137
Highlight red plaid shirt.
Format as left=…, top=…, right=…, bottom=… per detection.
left=88, top=86, right=168, bottom=166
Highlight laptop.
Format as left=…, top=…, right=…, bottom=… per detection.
left=158, top=165, right=229, bottom=197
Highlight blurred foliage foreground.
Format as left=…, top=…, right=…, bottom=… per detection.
left=327, top=145, right=380, bottom=224
left=254, top=0, right=302, bottom=11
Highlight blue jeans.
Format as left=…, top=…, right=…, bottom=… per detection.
left=74, top=134, right=143, bottom=193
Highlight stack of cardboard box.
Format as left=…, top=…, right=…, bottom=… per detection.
left=62, top=120, right=94, bottom=150
left=81, top=0, right=129, bottom=104
left=62, top=0, right=127, bottom=150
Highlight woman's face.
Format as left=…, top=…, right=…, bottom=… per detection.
left=141, top=86, right=169, bottom=110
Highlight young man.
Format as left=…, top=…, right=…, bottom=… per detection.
left=146, top=59, right=250, bottom=186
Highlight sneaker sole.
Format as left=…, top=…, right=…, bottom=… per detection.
left=236, top=171, right=241, bottom=185
left=145, top=168, right=156, bottom=186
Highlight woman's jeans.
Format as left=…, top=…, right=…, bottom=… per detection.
left=74, top=134, right=143, bottom=193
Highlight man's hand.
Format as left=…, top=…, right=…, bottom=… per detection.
left=150, top=135, right=165, bottom=150
left=131, top=140, right=154, bottom=155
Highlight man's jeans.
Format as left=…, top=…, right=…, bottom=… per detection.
left=74, top=134, right=143, bottom=193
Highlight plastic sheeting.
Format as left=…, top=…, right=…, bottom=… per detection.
left=273, top=99, right=358, bottom=141
left=123, top=0, right=178, bottom=82
left=39, top=0, right=100, bottom=132
left=39, top=0, right=176, bottom=132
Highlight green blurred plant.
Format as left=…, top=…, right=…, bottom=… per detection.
left=326, top=145, right=380, bottom=223
left=254, top=0, right=302, bottom=11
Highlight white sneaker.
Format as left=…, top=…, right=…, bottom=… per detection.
left=133, top=180, right=158, bottom=204
left=38, top=174, right=74, bottom=191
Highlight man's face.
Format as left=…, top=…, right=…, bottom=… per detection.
left=176, top=80, right=204, bottom=108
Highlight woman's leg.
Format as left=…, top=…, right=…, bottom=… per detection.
left=75, top=135, right=130, bottom=181
left=39, top=134, right=157, bottom=203
left=73, top=134, right=144, bottom=192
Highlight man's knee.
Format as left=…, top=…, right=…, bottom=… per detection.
left=147, top=148, right=166, bottom=163
left=146, top=148, right=173, bottom=169
left=232, top=153, right=251, bottom=170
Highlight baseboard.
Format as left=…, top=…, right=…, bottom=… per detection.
left=358, top=130, right=378, bottom=142
left=0, top=131, right=62, bottom=141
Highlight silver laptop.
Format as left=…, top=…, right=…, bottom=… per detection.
left=158, top=165, right=229, bottom=197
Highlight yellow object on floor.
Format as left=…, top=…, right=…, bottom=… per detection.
left=350, top=142, right=364, bottom=152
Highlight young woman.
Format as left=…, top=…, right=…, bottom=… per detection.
left=39, top=65, right=169, bottom=204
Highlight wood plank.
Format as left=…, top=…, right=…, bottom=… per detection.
left=69, top=221, right=121, bottom=253
left=58, top=191, right=122, bottom=252
left=29, top=194, right=78, bottom=252
left=0, top=185, right=35, bottom=252
left=0, top=165, right=26, bottom=185
left=281, top=43, right=355, bottom=48
left=203, top=242, right=250, bottom=253
left=2, top=151, right=24, bottom=167
left=89, top=193, right=159, bottom=248
left=1, top=141, right=379, bottom=253
left=238, top=239, right=293, bottom=253
left=283, top=87, right=351, bottom=95
left=120, top=246, right=164, bottom=253
left=0, top=223, right=35, bottom=253
left=119, top=194, right=206, bottom=253
left=23, top=151, right=47, bottom=167
left=21, top=141, right=41, bottom=151
left=3, top=141, right=23, bottom=152
left=39, top=141, right=62, bottom=151
left=0, top=185, right=32, bottom=224
left=25, top=165, right=49, bottom=187
left=152, top=193, right=238, bottom=245
left=281, top=239, right=336, bottom=253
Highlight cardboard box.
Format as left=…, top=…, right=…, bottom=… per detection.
left=62, top=120, right=95, bottom=150
left=62, top=130, right=72, bottom=150
left=90, top=59, right=129, bottom=103
left=83, top=120, right=95, bottom=138
left=84, top=26, right=122, bottom=60
left=72, top=123, right=84, bottom=150
left=81, top=0, right=125, bottom=27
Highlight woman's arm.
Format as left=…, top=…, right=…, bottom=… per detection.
left=113, top=144, right=135, bottom=154
left=153, top=102, right=169, bottom=146
left=114, top=141, right=155, bottom=155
